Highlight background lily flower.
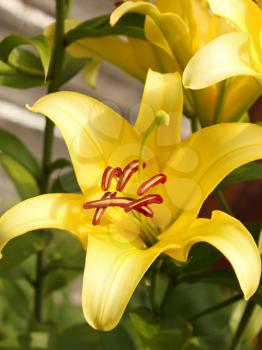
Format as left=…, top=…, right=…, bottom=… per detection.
left=68, top=0, right=261, bottom=125
left=183, top=0, right=262, bottom=90
left=0, top=70, right=262, bottom=331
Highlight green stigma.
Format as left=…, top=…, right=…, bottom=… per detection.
left=155, top=110, right=170, bottom=126
left=139, top=110, right=170, bottom=176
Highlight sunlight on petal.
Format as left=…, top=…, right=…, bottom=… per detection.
left=0, top=194, right=89, bottom=253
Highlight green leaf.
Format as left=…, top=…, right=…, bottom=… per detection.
left=129, top=312, right=159, bottom=340
left=162, top=283, right=233, bottom=348
left=48, top=324, right=99, bottom=349
left=0, top=62, right=44, bottom=88
left=52, top=167, right=80, bottom=193
left=46, top=158, right=71, bottom=174
left=0, top=128, right=40, bottom=179
left=44, top=268, right=80, bottom=296
left=60, top=53, right=90, bottom=85
left=31, top=35, right=51, bottom=79
left=0, top=34, right=51, bottom=79
left=8, top=48, right=44, bottom=77
left=0, top=279, right=30, bottom=318
left=129, top=310, right=192, bottom=350
left=44, top=231, right=84, bottom=295
left=18, top=331, right=49, bottom=349
left=48, top=324, right=136, bottom=350
left=0, top=154, right=40, bottom=200
left=0, top=231, right=51, bottom=277
left=100, top=326, right=137, bottom=350
left=0, top=34, right=30, bottom=60
left=219, top=162, right=262, bottom=188
left=0, top=59, right=17, bottom=74
left=66, top=13, right=145, bottom=44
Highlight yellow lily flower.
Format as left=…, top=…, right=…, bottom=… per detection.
left=1, top=70, right=262, bottom=331
left=109, top=0, right=261, bottom=125
left=183, top=0, right=262, bottom=89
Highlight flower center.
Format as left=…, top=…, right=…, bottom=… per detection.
left=83, top=159, right=167, bottom=226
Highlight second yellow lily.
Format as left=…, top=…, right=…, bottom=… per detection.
left=184, top=0, right=262, bottom=90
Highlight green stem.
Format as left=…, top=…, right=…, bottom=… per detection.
left=34, top=0, right=66, bottom=323
left=229, top=300, right=256, bottom=350
left=191, top=117, right=198, bottom=133
left=188, top=294, right=242, bottom=322
left=215, top=189, right=233, bottom=216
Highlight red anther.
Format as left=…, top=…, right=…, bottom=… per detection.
left=134, top=206, right=153, bottom=217
left=101, top=166, right=122, bottom=191
left=83, top=195, right=133, bottom=210
left=137, top=174, right=167, bottom=195
left=124, top=194, right=163, bottom=212
left=92, top=192, right=111, bottom=225
left=117, top=160, right=145, bottom=192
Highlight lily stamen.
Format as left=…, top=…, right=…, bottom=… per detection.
left=84, top=159, right=166, bottom=225
left=83, top=196, right=132, bottom=210
left=125, top=194, right=163, bottom=213
left=137, top=174, right=167, bottom=195
left=93, top=191, right=112, bottom=225
left=116, top=160, right=145, bottom=191
left=101, top=166, right=122, bottom=191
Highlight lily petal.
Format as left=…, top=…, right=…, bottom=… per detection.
left=208, top=0, right=262, bottom=35
left=0, top=193, right=89, bottom=254
left=165, top=211, right=261, bottom=300
left=164, top=123, right=262, bottom=226
left=183, top=32, right=261, bottom=89
left=68, top=36, right=160, bottom=82
left=82, top=229, right=179, bottom=331
left=136, top=69, right=183, bottom=167
left=27, top=92, right=138, bottom=195
left=111, top=1, right=191, bottom=67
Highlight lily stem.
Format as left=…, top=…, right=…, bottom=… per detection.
left=229, top=300, right=256, bottom=350
left=188, top=294, right=242, bottom=323
left=34, top=0, right=66, bottom=323
left=191, top=117, right=199, bottom=133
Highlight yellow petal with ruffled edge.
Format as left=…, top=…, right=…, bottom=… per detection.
left=135, top=70, right=183, bottom=167
left=208, top=0, right=262, bottom=36
left=208, top=0, right=262, bottom=66
left=164, top=211, right=261, bottom=300
left=0, top=194, right=89, bottom=253
left=82, top=227, right=180, bottom=331
left=27, top=92, right=138, bottom=196
left=110, top=1, right=191, bottom=68
left=82, top=209, right=260, bottom=331
left=163, top=123, right=262, bottom=228
left=183, top=32, right=261, bottom=89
